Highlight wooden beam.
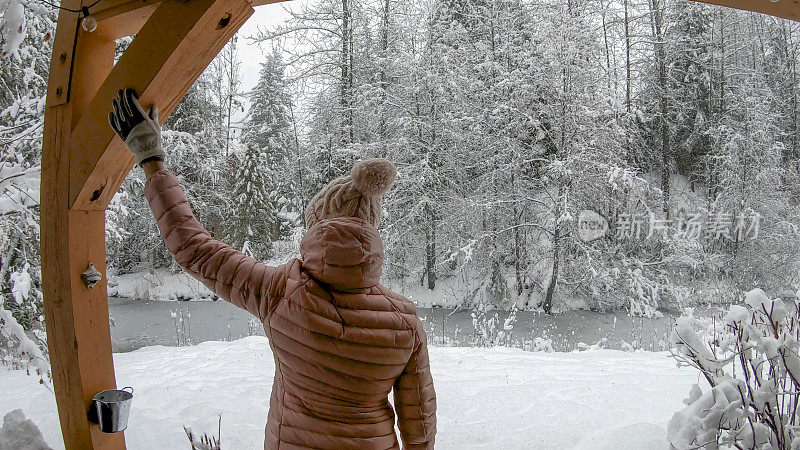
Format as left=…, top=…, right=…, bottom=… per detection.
left=70, top=29, right=116, bottom=129
left=42, top=7, right=123, bottom=449
left=90, top=0, right=161, bottom=23
left=69, top=0, right=254, bottom=211
left=90, top=0, right=285, bottom=21
left=88, top=0, right=288, bottom=54
left=43, top=115, right=125, bottom=450
left=94, top=3, right=159, bottom=40
left=692, top=0, right=800, bottom=21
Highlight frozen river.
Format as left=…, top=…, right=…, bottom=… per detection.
left=108, top=297, right=709, bottom=353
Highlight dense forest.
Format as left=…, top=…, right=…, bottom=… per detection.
left=4, top=0, right=800, bottom=336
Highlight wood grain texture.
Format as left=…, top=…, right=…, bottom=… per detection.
left=70, top=30, right=115, bottom=129
left=90, top=0, right=161, bottom=22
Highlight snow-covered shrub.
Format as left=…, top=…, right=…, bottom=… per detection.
left=523, top=336, right=554, bottom=353
left=170, top=307, right=192, bottom=347
left=0, top=409, right=51, bottom=450
left=0, top=291, right=48, bottom=385
left=247, top=317, right=264, bottom=337
left=617, top=340, right=635, bottom=352
left=627, top=267, right=664, bottom=319
left=668, top=289, right=800, bottom=449
left=471, top=304, right=516, bottom=347
left=470, top=303, right=497, bottom=347
left=575, top=338, right=609, bottom=352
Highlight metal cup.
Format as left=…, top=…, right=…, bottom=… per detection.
left=92, top=386, right=133, bottom=433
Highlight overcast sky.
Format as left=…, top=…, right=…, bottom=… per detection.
left=238, top=3, right=293, bottom=91
left=231, top=2, right=294, bottom=124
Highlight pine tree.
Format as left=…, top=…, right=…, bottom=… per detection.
left=231, top=143, right=273, bottom=258
left=228, top=52, right=296, bottom=256
left=246, top=52, right=293, bottom=173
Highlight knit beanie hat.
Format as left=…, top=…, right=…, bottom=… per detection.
left=305, top=158, right=397, bottom=230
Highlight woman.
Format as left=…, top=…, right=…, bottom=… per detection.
left=109, top=89, right=437, bottom=449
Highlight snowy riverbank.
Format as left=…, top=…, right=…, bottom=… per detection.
left=1, top=337, right=698, bottom=449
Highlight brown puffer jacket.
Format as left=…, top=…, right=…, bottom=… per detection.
left=145, top=169, right=437, bottom=449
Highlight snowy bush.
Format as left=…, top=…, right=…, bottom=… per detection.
left=471, top=304, right=516, bottom=347
left=170, top=307, right=192, bottom=347
left=0, top=409, right=51, bottom=450
left=627, top=267, right=664, bottom=319
left=247, top=317, right=265, bottom=337
left=0, top=288, right=48, bottom=385
left=523, top=337, right=554, bottom=353
left=575, top=338, right=610, bottom=352
left=668, top=289, right=800, bottom=449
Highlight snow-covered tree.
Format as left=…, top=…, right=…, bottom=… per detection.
left=229, top=143, right=274, bottom=258
left=0, top=0, right=53, bottom=380
left=225, top=52, right=298, bottom=257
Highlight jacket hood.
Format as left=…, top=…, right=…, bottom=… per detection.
left=300, top=217, right=384, bottom=290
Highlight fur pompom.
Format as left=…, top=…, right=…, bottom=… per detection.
left=350, top=158, right=397, bottom=197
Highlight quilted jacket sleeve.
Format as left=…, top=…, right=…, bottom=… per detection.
left=393, top=317, right=437, bottom=449
left=144, top=169, right=287, bottom=320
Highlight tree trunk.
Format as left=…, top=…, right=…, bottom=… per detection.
left=340, top=0, right=353, bottom=146
left=424, top=203, right=436, bottom=290
left=379, top=0, right=390, bottom=147
left=651, top=0, right=670, bottom=218
left=543, top=187, right=563, bottom=315
left=511, top=171, right=524, bottom=296
left=224, top=38, right=237, bottom=157
left=624, top=0, right=631, bottom=112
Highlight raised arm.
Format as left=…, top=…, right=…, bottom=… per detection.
left=111, top=89, right=286, bottom=320
left=393, top=318, right=437, bottom=449
left=144, top=162, right=286, bottom=319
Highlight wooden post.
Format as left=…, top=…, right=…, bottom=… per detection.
left=41, top=0, right=256, bottom=448
left=42, top=4, right=124, bottom=447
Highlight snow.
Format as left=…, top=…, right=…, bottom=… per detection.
left=0, top=164, right=40, bottom=217
left=108, top=270, right=215, bottom=301
left=0, top=294, right=49, bottom=381
left=0, top=0, right=25, bottom=56
left=10, top=263, right=31, bottom=305
left=0, top=409, right=51, bottom=450
left=1, top=337, right=698, bottom=449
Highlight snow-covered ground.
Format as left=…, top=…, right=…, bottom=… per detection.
left=1, top=337, right=698, bottom=449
